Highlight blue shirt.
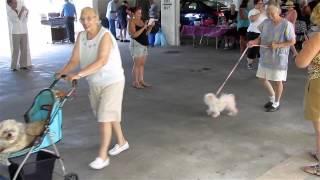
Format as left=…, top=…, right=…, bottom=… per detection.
left=258, top=19, right=295, bottom=70
left=62, top=2, right=76, bottom=17
left=237, top=8, right=250, bottom=29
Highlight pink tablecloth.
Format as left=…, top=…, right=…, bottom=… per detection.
left=181, top=25, right=230, bottom=38
left=181, top=25, right=231, bottom=48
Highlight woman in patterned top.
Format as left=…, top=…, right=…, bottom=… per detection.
left=296, top=3, right=320, bottom=176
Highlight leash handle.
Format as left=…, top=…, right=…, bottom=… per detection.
left=215, top=45, right=269, bottom=95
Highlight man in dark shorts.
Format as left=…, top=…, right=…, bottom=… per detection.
left=117, top=1, right=129, bottom=42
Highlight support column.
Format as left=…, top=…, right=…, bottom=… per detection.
left=161, top=0, right=180, bottom=46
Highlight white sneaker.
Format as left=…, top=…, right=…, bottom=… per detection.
left=89, top=157, right=110, bottom=170
left=108, top=142, right=129, bottom=156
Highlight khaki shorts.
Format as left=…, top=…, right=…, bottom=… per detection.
left=88, top=80, right=125, bottom=122
left=256, top=65, right=287, bottom=81
left=304, top=78, right=320, bottom=122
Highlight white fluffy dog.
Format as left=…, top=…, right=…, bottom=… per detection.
left=204, top=93, right=238, bottom=118
left=0, top=119, right=46, bottom=153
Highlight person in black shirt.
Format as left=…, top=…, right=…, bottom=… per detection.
left=224, top=4, right=238, bottom=23
left=129, top=7, right=155, bottom=89
left=117, top=1, right=130, bottom=42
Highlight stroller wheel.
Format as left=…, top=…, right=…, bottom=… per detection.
left=64, top=173, right=78, bottom=180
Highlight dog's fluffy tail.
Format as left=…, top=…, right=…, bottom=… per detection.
left=220, top=94, right=238, bottom=114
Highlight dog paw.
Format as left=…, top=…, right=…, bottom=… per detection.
left=212, top=112, right=220, bottom=118
left=227, top=111, right=237, bottom=116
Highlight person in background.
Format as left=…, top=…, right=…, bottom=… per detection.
left=284, top=1, right=298, bottom=57
left=106, top=0, right=119, bottom=39
left=101, top=15, right=109, bottom=29
left=300, top=0, right=308, bottom=15
left=284, top=1, right=297, bottom=25
left=136, top=0, right=150, bottom=20
left=302, top=0, right=320, bottom=27
left=296, top=3, right=320, bottom=176
left=224, top=4, right=238, bottom=49
left=6, top=0, right=30, bottom=71
left=56, top=7, right=129, bottom=170
left=148, top=0, right=159, bottom=47
left=61, top=0, right=77, bottom=44
left=248, top=4, right=295, bottom=112
left=246, top=0, right=267, bottom=69
left=129, top=7, right=155, bottom=89
left=148, top=0, right=159, bottom=19
left=295, top=1, right=308, bottom=49
left=237, top=0, right=250, bottom=54
left=117, top=0, right=130, bottom=42
left=267, top=0, right=282, bottom=6
left=304, top=0, right=320, bottom=16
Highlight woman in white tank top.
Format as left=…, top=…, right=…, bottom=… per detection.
left=56, top=7, right=129, bottom=170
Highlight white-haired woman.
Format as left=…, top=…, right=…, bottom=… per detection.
left=56, top=7, right=129, bottom=170
left=248, top=4, right=296, bottom=112
left=296, top=3, right=320, bottom=176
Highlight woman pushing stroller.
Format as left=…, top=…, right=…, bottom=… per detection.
left=56, top=7, right=129, bottom=170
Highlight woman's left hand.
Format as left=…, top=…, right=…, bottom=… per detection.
left=271, top=42, right=280, bottom=49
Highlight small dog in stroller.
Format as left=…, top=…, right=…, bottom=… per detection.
left=0, top=119, right=47, bottom=153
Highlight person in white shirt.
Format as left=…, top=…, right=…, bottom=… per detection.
left=6, top=0, right=30, bottom=71
left=106, top=0, right=119, bottom=39
left=246, top=0, right=267, bottom=69
left=56, top=7, right=129, bottom=170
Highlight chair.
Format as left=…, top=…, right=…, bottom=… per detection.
left=181, top=25, right=195, bottom=47
left=193, top=26, right=206, bottom=45
left=197, top=26, right=213, bottom=45
left=203, top=27, right=229, bottom=49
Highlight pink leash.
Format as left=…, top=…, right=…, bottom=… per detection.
left=215, top=45, right=269, bottom=95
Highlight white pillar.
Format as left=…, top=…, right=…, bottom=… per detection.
left=161, top=0, right=180, bottom=46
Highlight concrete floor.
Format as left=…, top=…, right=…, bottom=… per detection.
left=0, top=42, right=318, bottom=180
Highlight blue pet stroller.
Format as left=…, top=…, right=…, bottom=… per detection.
left=1, top=76, right=78, bottom=180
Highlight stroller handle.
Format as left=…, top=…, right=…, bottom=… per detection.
left=49, top=74, right=77, bottom=89
left=49, top=74, right=77, bottom=101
